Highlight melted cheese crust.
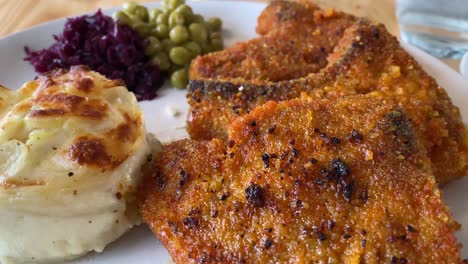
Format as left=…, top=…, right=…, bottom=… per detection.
left=0, top=66, right=155, bottom=263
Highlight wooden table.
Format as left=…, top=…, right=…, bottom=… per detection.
left=0, top=0, right=460, bottom=71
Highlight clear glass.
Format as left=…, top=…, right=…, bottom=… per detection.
left=397, top=0, right=468, bottom=59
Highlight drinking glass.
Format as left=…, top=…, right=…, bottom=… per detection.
left=397, top=0, right=468, bottom=59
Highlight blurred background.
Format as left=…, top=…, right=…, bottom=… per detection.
left=0, top=0, right=463, bottom=71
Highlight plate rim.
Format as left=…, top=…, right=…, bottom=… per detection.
left=0, top=1, right=466, bottom=262
left=0, top=0, right=268, bottom=41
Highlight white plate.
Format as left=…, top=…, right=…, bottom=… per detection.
left=0, top=1, right=466, bottom=263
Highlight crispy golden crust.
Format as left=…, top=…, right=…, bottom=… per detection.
left=187, top=2, right=468, bottom=185
left=256, top=0, right=320, bottom=35
left=141, top=96, right=462, bottom=263
left=189, top=1, right=355, bottom=82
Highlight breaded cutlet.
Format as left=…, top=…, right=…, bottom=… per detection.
left=187, top=2, right=468, bottom=185
left=189, top=0, right=356, bottom=82
left=140, top=96, right=462, bottom=263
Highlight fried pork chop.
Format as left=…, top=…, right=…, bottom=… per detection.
left=141, top=96, right=462, bottom=263
left=189, top=0, right=356, bottom=82
left=187, top=2, right=468, bottom=185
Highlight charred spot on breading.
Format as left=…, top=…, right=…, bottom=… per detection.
left=245, top=183, right=265, bottom=208
left=183, top=217, right=199, bottom=230
left=261, top=153, right=270, bottom=168
left=384, top=109, right=416, bottom=157
left=179, top=170, right=189, bottom=187
left=331, top=158, right=350, bottom=178
left=348, top=129, right=364, bottom=143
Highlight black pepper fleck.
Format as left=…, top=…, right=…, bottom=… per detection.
left=292, top=148, right=298, bottom=157
left=373, top=28, right=380, bottom=39
left=261, top=153, right=270, bottom=168
left=343, top=233, right=352, bottom=239
left=407, top=225, right=416, bottom=232
left=179, top=170, right=189, bottom=187
left=264, top=238, right=273, bottom=249
left=220, top=192, right=230, bottom=201
left=245, top=183, right=265, bottom=207
left=211, top=210, right=219, bottom=218
left=348, top=129, right=364, bottom=143
left=68, top=172, right=74, bottom=177
left=342, top=180, right=354, bottom=201
left=318, top=232, right=326, bottom=241
left=331, top=158, right=349, bottom=178
left=315, top=178, right=325, bottom=185
left=331, top=137, right=341, bottom=145
left=157, top=172, right=164, bottom=189
left=268, top=124, right=276, bottom=134
left=183, top=217, right=199, bottom=229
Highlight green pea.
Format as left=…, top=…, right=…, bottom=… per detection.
left=170, top=68, right=189, bottom=89
left=200, top=43, right=211, bottom=54
left=133, top=22, right=151, bottom=37
left=167, top=0, right=185, bottom=11
left=168, top=64, right=183, bottom=74
left=153, top=24, right=169, bottom=38
left=156, top=13, right=169, bottom=25
left=161, top=0, right=169, bottom=10
left=168, top=12, right=185, bottom=28
left=162, top=39, right=175, bottom=52
left=169, top=46, right=192, bottom=65
left=174, top=4, right=193, bottom=20
left=211, top=38, right=223, bottom=51
left=123, top=2, right=138, bottom=14
left=207, top=17, right=222, bottom=32
left=151, top=52, right=171, bottom=71
left=145, top=36, right=162, bottom=56
left=169, top=25, right=189, bottom=44
left=191, top=14, right=205, bottom=23
left=134, top=5, right=149, bottom=22
left=189, top=23, right=208, bottom=44
left=113, top=11, right=132, bottom=25
left=150, top=8, right=163, bottom=22
left=184, top=41, right=201, bottom=56
left=210, top=32, right=223, bottom=40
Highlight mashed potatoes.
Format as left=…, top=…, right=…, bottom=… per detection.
left=0, top=66, right=160, bottom=263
